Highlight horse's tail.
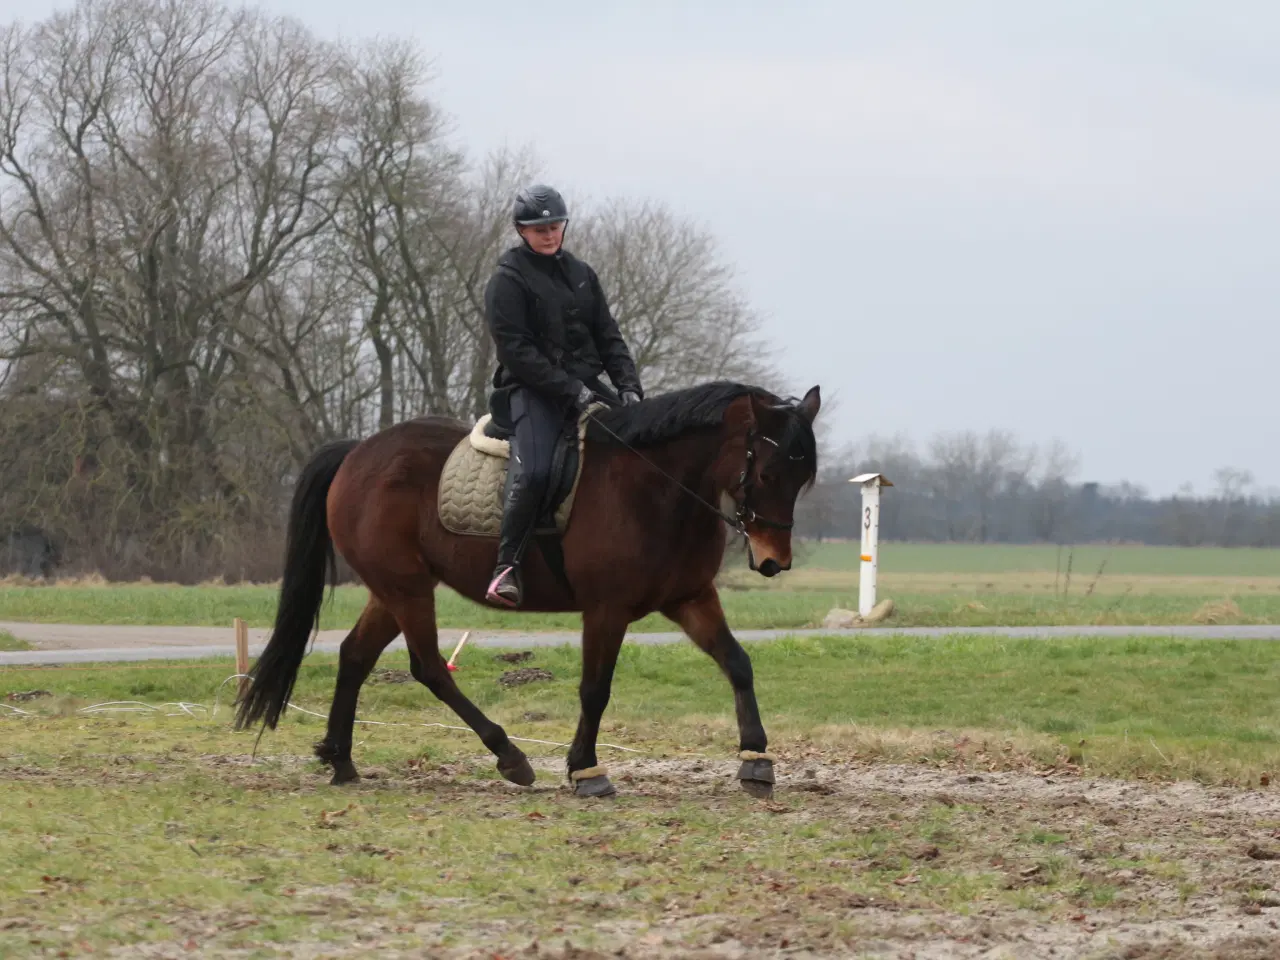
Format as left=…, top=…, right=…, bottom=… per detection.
left=234, top=438, right=359, bottom=732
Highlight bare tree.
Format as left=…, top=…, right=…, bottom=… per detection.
left=1214, top=466, right=1254, bottom=546
left=1165, top=482, right=1207, bottom=547
left=925, top=430, right=1038, bottom=541
left=569, top=198, right=777, bottom=393
left=927, top=432, right=981, bottom=540
left=1028, top=437, right=1080, bottom=542
left=330, top=37, right=464, bottom=427
left=0, top=0, right=349, bottom=576
left=388, top=146, right=534, bottom=420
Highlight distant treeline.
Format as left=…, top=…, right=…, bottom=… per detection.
left=796, top=430, right=1279, bottom=547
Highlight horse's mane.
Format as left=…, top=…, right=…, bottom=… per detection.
left=588, top=380, right=819, bottom=483
left=588, top=381, right=761, bottom=446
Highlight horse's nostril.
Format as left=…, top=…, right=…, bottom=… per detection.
left=758, top=559, right=781, bottom=578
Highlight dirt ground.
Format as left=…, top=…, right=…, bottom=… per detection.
left=6, top=748, right=1280, bottom=959
left=514, top=758, right=1280, bottom=960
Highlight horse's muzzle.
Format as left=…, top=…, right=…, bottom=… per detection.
left=746, top=538, right=791, bottom=578
left=755, top=557, right=789, bottom=578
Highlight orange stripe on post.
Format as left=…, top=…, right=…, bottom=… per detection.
left=860, top=554, right=872, bottom=562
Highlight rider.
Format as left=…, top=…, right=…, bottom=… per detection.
left=482, top=183, right=644, bottom=608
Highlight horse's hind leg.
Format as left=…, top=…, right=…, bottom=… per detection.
left=663, top=585, right=773, bottom=799
left=315, top=596, right=401, bottom=785
left=393, top=591, right=536, bottom=788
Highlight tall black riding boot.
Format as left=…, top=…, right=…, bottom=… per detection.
left=486, top=471, right=542, bottom=608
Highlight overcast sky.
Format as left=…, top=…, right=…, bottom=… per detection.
left=17, top=1, right=1280, bottom=496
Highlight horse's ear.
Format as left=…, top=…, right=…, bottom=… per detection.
left=799, top=385, right=821, bottom=423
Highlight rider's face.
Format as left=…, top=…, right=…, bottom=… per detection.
left=518, top=221, right=566, bottom=255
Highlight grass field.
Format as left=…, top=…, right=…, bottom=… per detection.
left=2, top=542, right=1279, bottom=632
left=4, top=633, right=1279, bottom=784
left=3, top=581, right=1280, bottom=631
left=800, top=541, right=1280, bottom=577
left=3, top=634, right=1279, bottom=957
left=0, top=629, right=30, bottom=651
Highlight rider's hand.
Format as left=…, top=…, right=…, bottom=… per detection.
left=620, top=390, right=641, bottom=406
left=575, top=384, right=595, bottom=410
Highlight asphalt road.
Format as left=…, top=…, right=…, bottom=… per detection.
left=3, top=621, right=1280, bottom=666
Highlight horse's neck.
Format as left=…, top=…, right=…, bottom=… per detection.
left=617, top=429, right=730, bottom=513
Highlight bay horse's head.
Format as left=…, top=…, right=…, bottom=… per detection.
left=720, top=385, right=822, bottom=576
left=586, top=380, right=822, bottom=575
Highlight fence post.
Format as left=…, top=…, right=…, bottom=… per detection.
left=848, top=473, right=893, bottom=618
left=234, top=617, right=249, bottom=698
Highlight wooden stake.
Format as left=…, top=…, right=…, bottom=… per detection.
left=234, top=617, right=250, bottom=697
left=446, top=631, right=471, bottom=672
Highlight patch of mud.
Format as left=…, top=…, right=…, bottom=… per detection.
left=512, top=756, right=1280, bottom=959
left=4, top=689, right=50, bottom=702
left=498, top=667, right=555, bottom=687
left=334, top=754, right=1280, bottom=959
left=807, top=760, right=1280, bottom=819
left=561, top=755, right=1280, bottom=819
left=1114, top=935, right=1278, bottom=959
left=86, top=912, right=1280, bottom=960
left=495, top=651, right=534, bottom=664
left=369, top=669, right=413, bottom=684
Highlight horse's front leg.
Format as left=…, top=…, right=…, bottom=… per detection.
left=663, top=585, right=774, bottom=798
left=392, top=591, right=535, bottom=788
left=565, top=606, right=630, bottom=797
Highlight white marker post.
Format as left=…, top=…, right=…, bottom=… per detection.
left=848, top=473, right=893, bottom=618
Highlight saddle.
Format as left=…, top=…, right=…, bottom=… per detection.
left=437, top=404, right=602, bottom=539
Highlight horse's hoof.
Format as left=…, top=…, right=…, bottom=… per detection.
left=572, top=774, right=617, bottom=798
left=498, top=753, right=536, bottom=787
left=330, top=764, right=360, bottom=786
left=737, top=758, right=775, bottom=800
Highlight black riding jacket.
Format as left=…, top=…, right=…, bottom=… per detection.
left=484, top=244, right=643, bottom=420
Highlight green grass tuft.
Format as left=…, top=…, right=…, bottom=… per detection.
left=0, top=629, right=31, bottom=651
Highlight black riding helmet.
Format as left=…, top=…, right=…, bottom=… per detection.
left=513, top=184, right=569, bottom=226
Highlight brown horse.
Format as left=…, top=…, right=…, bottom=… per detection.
left=234, top=380, right=821, bottom=799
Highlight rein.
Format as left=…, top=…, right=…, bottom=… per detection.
left=584, top=412, right=794, bottom=538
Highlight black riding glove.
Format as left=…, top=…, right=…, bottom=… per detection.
left=574, top=384, right=595, bottom=411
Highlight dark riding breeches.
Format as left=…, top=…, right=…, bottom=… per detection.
left=496, top=386, right=572, bottom=567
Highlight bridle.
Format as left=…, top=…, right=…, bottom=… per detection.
left=730, top=427, right=796, bottom=533
left=585, top=412, right=802, bottom=540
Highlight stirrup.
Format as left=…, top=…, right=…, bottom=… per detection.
left=485, top=564, right=522, bottom=608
